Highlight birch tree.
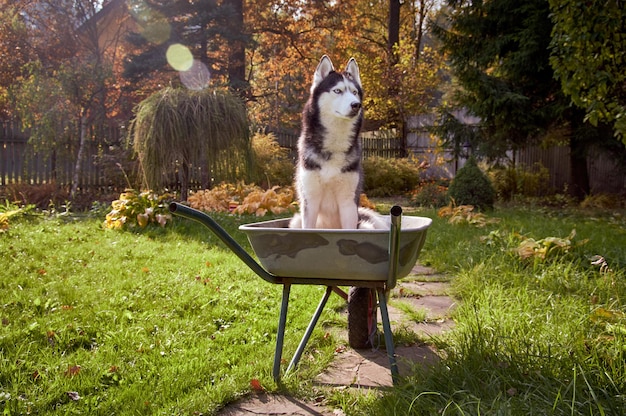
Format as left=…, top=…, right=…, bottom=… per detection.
left=11, top=0, right=127, bottom=200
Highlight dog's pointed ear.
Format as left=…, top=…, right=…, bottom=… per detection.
left=344, top=58, right=361, bottom=86
left=311, top=55, right=334, bottom=92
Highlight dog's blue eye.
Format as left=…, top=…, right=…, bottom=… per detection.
left=333, top=88, right=342, bottom=94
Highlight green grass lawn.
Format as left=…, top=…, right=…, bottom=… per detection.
left=0, top=212, right=343, bottom=415
left=1, top=204, right=625, bottom=415
left=364, top=205, right=626, bottom=415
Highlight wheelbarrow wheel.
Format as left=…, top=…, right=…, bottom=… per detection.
left=347, top=287, right=378, bottom=349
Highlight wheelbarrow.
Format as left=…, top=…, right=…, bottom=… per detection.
left=169, top=203, right=431, bottom=384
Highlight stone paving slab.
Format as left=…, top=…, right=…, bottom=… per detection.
left=218, top=265, right=455, bottom=415
left=314, top=344, right=440, bottom=388
left=396, top=280, right=451, bottom=297
left=390, top=295, right=457, bottom=321
left=218, top=392, right=342, bottom=416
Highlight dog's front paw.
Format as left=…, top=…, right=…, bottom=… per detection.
left=289, top=214, right=302, bottom=228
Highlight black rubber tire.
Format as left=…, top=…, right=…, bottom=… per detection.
left=347, top=287, right=378, bottom=349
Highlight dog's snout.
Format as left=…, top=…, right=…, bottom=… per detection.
left=351, top=101, right=361, bottom=111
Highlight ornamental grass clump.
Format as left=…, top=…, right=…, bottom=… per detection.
left=250, top=132, right=294, bottom=187
left=130, top=87, right=251, bottom=200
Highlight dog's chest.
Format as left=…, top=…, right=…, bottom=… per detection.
left=317, top=153, right=351, bottom=182
left=303, top=136, right=358, bottom=177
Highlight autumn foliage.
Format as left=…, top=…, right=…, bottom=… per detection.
left=187, top=183, right=297, bottom=217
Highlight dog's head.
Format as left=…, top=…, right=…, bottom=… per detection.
left=311, top=55, right=363, bottom=120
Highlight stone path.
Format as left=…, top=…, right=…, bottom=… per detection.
left=218, top=265, right=455, bottom=415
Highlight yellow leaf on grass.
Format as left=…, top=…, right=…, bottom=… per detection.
left=137, top=213, right=149, bottom=228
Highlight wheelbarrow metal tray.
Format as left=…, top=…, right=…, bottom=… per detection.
left=239, top=215, right=432, bottom=281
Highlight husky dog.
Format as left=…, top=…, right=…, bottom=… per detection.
left=290, top=55, right=369, bottom=229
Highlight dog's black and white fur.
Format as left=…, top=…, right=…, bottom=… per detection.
left=290, top=55, right=385, bottom=230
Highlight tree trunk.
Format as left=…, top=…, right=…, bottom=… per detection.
left=201, top=146, right=210, bottom=190
left=225, top=0, right=248, bottom=99
left=179, top=161, right=190, bottom=201
left=414, top=0, right=427, bottom=63
left=569, top=112, right=591, bottom=199
left=569, top=137, right=590, bottom=199
left=70, top=113, right=89, bottom=201
left=388, top=0, right=401, bottom=65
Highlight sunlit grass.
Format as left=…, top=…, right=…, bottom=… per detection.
left=0, top=213, right=343, bottom=414
left=389, top=300, right=428, bottom=324
left=2, top=204, right=626, bottom=415
left=355, top=205, right=626, bottom=415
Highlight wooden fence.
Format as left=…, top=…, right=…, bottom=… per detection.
left=2, top=126, right=407, bottom=191
left=272, top=131, right=405, bottom=159
left=2, top=122, right=624, bottom=194
left=0, top=121, right=232, bottom=193
left=515, top=145, right=625, bottom=194
left=1, top=121, right=129, bottom=192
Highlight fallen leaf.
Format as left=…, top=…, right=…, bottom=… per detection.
left=67, top=391, right=81, bottom=401
left=335, top=345, right=346, bottom=353
left=137, top=213, right=149, bottom=228
left=155, top=214, right=170, bottom=227
left=65, top=365, right=81, bottom=377
left=250, top=378, right=264, bottom=392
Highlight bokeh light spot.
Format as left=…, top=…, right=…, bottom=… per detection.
left=180, top=60, right=211, bottom=90
left=166, top=44, right=193, bottom=72
left=131, top=2, right=171, bottom=44
left=141, top=20, right=171, bottom=44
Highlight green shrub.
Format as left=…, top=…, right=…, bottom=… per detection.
left=448, top=157, right=495, bottom=210
left=489, top=162, right=551, bottom=200
left=580, top=193, right=624, bottom=209
left=410, top=180, right=450, bottom=208
left=103, top=189, right=175, bottom=229
left=363, top=157, right=423, bottom=197
left=251, top=132, right=294, bottom=187
left=0, top=200, right=36, bottom=232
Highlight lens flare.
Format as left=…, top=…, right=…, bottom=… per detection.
left=166, top=44, right=193, bottom=72
left=180, top=60, right=211, bottom=90
left=131, top=2, right=171, bottom=44
left=141, top=20, right=171, bottom=44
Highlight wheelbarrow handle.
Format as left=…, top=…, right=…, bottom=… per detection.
left=387, top=205, right=402, bottom=290
left=169, top=202, right=278, bottom=285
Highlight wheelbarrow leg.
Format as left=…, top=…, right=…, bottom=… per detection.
left=286, top=286, right=333, bottom=375
left=273, top=283, right=291, bottom=382
left=377, top=287, right=399, bottom=385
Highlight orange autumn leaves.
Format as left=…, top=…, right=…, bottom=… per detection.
left=188, top=183, right=296, bottom=217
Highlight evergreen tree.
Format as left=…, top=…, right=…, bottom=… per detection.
left=432, top=0, right=563, bottom=156
left=124, top=0, right=250, bottom=97
left=431, top=0, right=613, bottom=197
